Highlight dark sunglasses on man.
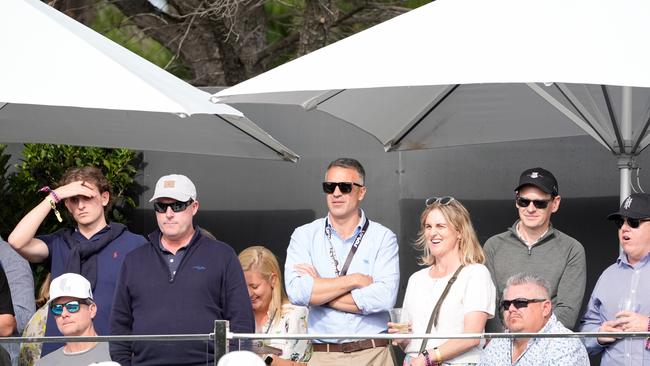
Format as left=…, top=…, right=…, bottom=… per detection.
left=500, top=298, right=546, bottom=311
left=613, top=216, right=650, bottom=229
left=153, top=199, right=194, bottom=213
left=50, top=300, right=92, bottom=316
left=322, top=182, right=364, bottom=194
left=515, top=196, right=553, bottom=209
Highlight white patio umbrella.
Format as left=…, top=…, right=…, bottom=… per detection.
left=0, top=0, right=298, bottom=162
left=213, top=0, right=650, bottom=196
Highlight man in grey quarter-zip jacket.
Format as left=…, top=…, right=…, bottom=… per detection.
left=109, top=174, right=254, bottom=366
left=483, top=167, right=586, bottom=332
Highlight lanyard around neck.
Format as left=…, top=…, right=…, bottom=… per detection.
left=324, top=217, right=370, bottom=277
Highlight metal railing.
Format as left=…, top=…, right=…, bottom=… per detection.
left=4, top=320, right=649, bottom=365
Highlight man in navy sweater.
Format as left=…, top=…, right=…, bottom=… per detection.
left=110, top=174, right=254, bottom=365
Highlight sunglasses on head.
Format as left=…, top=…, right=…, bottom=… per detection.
left=516, top=196, right=553, bottom=209
left=614, top=217, right=650, bottom=229
left=500, top=298, right=546, bottom=311
left=153, top=199, right=194, bottom=213
left=322, top=182, right=364, bottom=194
left=425, top=196, right=455, bottom=206
left=50, top=300, right=91, bottom=316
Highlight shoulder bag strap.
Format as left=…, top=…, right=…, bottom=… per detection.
left=419, top=264, right=465, bottom=353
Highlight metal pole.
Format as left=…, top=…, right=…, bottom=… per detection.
left=620, top=86, right=633, bottom=203
left=213, top=320, right=228, bottom=365
left=619, top=155, right=632, bottom=204
left=620, top=87, right=634, bottom=257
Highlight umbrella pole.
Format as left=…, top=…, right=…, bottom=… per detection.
left=617, top=87, right=634, bottom=203
left=618, top=87, right=634, bottom=256
left=618, top=155, right=632, bottom=204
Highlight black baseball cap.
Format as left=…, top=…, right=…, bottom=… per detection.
left=515, top=167, right=558, bottom=196
left=607, top=193, right=650, bottom=220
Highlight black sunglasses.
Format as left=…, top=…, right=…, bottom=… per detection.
left=425, top=196, right=455, bottom=206
left=153, top=199, right=194, bottom=213
left=50, top=300, right=91, bottom=316
left=322, top=182, right=364, bottom=194
left=516, top=196, right=553, bottom=209
left=614, top=217, right=650, bottom=229
left=500, top=297, right=546, bottom=311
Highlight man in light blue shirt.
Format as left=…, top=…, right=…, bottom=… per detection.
left=285, top=158, right=399, bottom=366
left=580, top=193, right=650, bottom=365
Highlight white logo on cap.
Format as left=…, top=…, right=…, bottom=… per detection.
left=59, top=278, right=71, bottom=292
left=529, top=172, right=540, bottom=179
left=624, top=197, right=633, bottom=210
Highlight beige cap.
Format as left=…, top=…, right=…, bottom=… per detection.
left=149, top=174, right=197, bottom=202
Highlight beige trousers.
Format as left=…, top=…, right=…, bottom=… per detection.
left=308, top=346, right=394, bottom=366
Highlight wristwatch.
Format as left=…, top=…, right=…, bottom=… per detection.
left=264, top=355, right=273, bottom=365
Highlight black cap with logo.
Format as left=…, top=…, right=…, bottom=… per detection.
left=607, top=193, right=650, bottom=220
left=515, top=167, right=559, bottom=196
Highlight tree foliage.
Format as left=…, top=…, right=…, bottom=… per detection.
left=0, top=144, right=144, bottom=240
left=51, top=0, right=420, bottom=86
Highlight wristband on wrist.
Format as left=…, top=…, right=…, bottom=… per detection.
left=39, top=186, right=60, bottom=203
left=421, top=349, right=432, bottom=366
left=433, top=347, right=443, bottom=364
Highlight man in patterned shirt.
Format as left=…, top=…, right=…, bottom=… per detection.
left=479, top=273, right=588, bottom=366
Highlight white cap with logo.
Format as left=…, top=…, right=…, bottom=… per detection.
left=48, top=273, right=94, bottom=304
left=149, top=174, right=197, bottom=202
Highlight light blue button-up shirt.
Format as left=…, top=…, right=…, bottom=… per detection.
left=285, top=209, right=399, bottom=343
left=580, top=252, right=650, bottom=365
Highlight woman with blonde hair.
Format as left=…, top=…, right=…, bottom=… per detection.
left=238, top=246, right=311, bottom=366
left=389, top=197, right=495, bottom=366
left=19, top=273, right=51, bottom=366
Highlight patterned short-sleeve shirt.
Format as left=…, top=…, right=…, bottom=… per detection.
left=479, top=313, right=589, bottom=366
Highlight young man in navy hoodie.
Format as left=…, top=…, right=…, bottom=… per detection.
left=110, top=174, right=254, bottom=366
left=8, top=166, right=146, bottom=356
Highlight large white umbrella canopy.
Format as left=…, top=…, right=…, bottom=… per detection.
left=214, top=0, right=650, bottom=186
left=0, top=0, right=298, bottom=162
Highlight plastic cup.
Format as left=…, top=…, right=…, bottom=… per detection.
left=389, top=308, right=410, bottom=333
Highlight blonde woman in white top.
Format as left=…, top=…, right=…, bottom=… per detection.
left=389, top=197, right=495, bottom=366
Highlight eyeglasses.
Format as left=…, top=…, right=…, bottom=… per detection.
left=516, top=196, right=553, bottom=209
left=50, top=300, right=90, bottom=316
left=425, top=196, right=455, bottom=206
left=500, top=298, right=546, bottom=311
left=322, top=182, right=364, bottom=194
left=153, top=199, right=194, bottom=213
left=614, top=217, right=650, bottom=229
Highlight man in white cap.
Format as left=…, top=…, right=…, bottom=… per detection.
left=36, top=273, right=113, bottom=366
left=110, top=174, right=254, bottom=366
